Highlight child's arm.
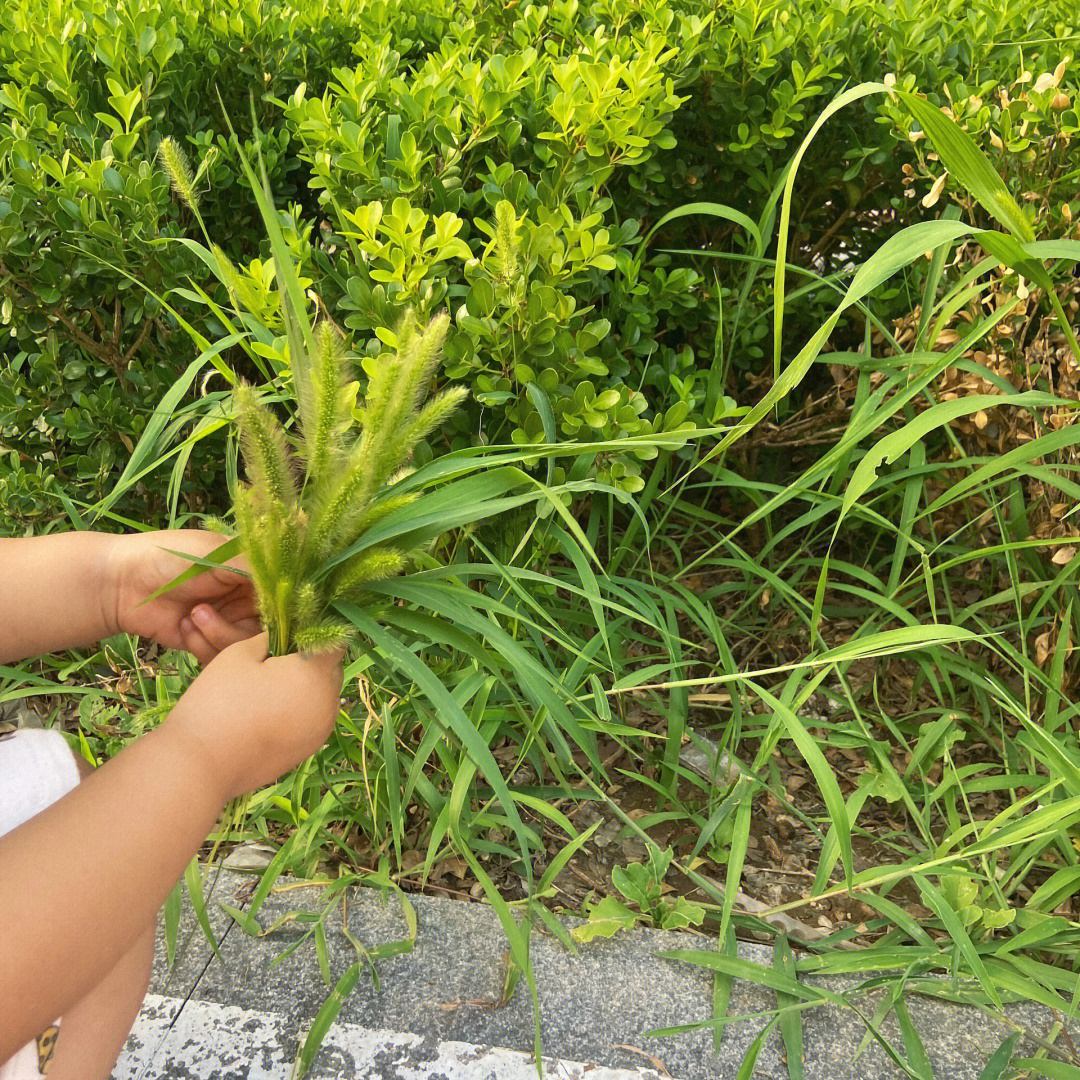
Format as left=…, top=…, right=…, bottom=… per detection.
left=0, top=633, right=343, bottom=1061
left=0, top=530, right=259, bottom=666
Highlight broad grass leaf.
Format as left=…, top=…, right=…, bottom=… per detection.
left=183, top=858, right=220, bottom=959
left=164, top=879, right=182, bottom=968
left=246, top=832, right=298, bottom=921
left=840, top=391, right=1077, bottom=525
left=816, top=624, right=980, bottom=663
left=1010, top=1060, right=1080, bottom=1080
left=1016, top=720, right=1080, bottom=797
left=993, top=918, right=1071, bottom=958
left=772, top=82, right=890, bottom=380
left=896, top=91, right=1035, bottom=242
left=525, top=381, right=557, bottom=484
left=455, top=845, right=542, bottom=1061
left=220, top=104, right=318, bottom=382
left=97, top=338, right=242, bottom=519
left=719, top=777, right=754, bottom=940
left=140, top=536, right=245, bottom=605
left=893, top=998, right=933, bottom=1080
left=712, top=922, right=738, bottom=1051
left=536, top=820, right=601, bottom=896
left=922, top=425, right=1080, bottom=518
left=645, top=201, right=763, bottom=256
left=659, top=951, right=820, bottom=1001
left=1023, top=239, right=1080, bottom=265
left=736, top=1018, right=782, bottom=1080
left=845, top=220, right=973, bottom=306
left=377, top=577, right=600, bottom=771
left=1026, top=869, right=1080, bottom=918
left=218, top=902, right=262, bottom=936
left=698, top=218, right=974, bottom=480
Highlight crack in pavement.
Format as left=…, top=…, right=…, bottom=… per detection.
left=131, top=867, right=246, bottom=1080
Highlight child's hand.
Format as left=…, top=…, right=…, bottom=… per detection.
left=166, top=633, right=343, bottom=801
left=107, top=530, right=261, bottom=663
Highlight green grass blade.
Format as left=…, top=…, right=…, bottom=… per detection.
left=736, top=1017, right=782, bottom=1080
left=772, top=81, right=889, bottom=382
left=292, top=961, right=361, bottom=1079
left=337, top=603, right=535, bottom=872
left=978, top=1034, right=1020, bottom=1080
left=140, top=536, right=245, bottom=605
left=893, top=997, right=934, bottom=1080
left=897, top=91, right=1034, bottom=242
left=712, top=921, right=738, bottom=1052
left=1010, top=1061, right=1080, bottom=1080
left=752, top=683, right=852, bottom=887
left=644, top=200, right=763, bottom=256
left=219, top=100, right=317, bottom=381
left=915, top=204, right=963, bottom=349
left=246, top=832, right=298, bottom=921
left=163, top=878, right=182, bottom=969
left=774, top=936, right=805, bottom=1080
left=183, top=858, right=220, bottom=959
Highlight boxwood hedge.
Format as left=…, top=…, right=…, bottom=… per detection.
left=1, top=0, right=1076, bottom=529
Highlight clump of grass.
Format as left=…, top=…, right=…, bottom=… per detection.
left=158, top=128, right=469, bottom=657
left=233, top=313, right=467, bottom=655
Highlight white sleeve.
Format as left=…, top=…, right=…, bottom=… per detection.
left=0, top=728, right=82, bottom=840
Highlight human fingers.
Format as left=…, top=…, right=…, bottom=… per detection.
left=189, top=604, right=257, bottom=655
left=177, top=616, right=216, bottom=666
left=215, top=592, right=260, bottom=625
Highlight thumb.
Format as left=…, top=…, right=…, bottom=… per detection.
left=190, top=604, right=257, bottom=654
left=271, top=645, right=345, bottom=693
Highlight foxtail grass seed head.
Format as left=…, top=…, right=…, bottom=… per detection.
left=201, top=514, right=235, bottom=536
left=332, top=547, right=406, bottom=600
left=276, top=502, right=304, bottom=580
left=134, top=702, right=175, bottom=728
left=292, top=580, right=321, bottom=632
left=233, top=486, right=276, bottom=624
left=210, top=244, right=243, bottom=304
left=493, top=199, right=522, bottom=285
left=356, top=490, right=420, bottom=532
left=402, top=384, right=469, bottom=453
left=306, top=443, right=374, bottom=561
left=157, top=136, right=200, bottom=216
left=403, top=311, right=450, bottom=413
left=294, top=621, right=353, bottom=655
left=235, top=385, right=299, bottom=510
left=305, top=322, right=350, bottom=481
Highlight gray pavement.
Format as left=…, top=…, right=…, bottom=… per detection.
left=110, top=869, right=1073, bottom=1079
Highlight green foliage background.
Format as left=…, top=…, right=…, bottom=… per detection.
left=3, top=0, right=1077, bottom=527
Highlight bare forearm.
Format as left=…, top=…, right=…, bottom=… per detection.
left=0, top=720, right=227, bottom=1058
left=0, top=533, right=122, bottom=663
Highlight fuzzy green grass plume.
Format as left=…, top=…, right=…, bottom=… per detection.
left=234, top=312, right=466, bottom=656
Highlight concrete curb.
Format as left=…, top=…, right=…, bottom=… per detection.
left=115, top=995, right=673, bottom=1080
left=111, top=869, right=1069, bottom=1079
